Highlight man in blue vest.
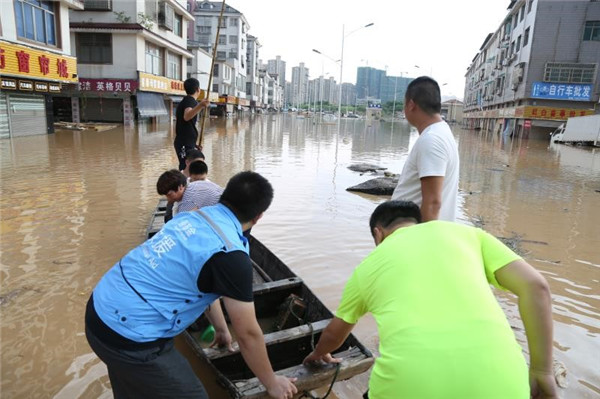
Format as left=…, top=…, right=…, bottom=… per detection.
left=85, top=171, right=298, bottom=399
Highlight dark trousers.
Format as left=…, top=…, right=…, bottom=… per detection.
left=86, top=327, right=208, bottom=399
left=174, top=143, right=196, bottom=171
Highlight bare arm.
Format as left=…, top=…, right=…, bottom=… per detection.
left=222, top=297, right=297, bottom=399
left=495, top=259, right=558, bottom=398
left=420, top=176, right=444, bottom=221
left=183, top=98, right=210, bottom=121
left=204, top=299, right=233, bottom=351
left=303, top=317, right=355, bottom=364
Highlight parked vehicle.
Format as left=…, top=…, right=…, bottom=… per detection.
left=551, top=114, right=600, bottom=146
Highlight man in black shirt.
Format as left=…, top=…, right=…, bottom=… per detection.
left=175, top=78, right=210, bottom=170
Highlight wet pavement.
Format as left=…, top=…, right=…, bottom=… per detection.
left=1, top=115, right=598, bottom=398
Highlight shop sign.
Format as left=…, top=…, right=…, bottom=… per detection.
left=531, top=82, right=593, bottom=101
left=524, top=106, right=594, bottom=120
left=524, top=120, right=532, bottom=128
left=0, top=40, right=78, bottom=83
left=78, top=78, right=137, bottom=93
left=18, top=80, right=33, bottom=91
left=1, top=78, right=17, bottom=90
left=35, top=82, right=48, bottom=92
left=138, top=72, right=185, bottom=95
left=49, top=83, right=61, bottom=92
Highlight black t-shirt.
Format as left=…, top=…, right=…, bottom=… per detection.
left=85, top=250, right=253, bottom=349
left=175, top=96, right=199, bottom=147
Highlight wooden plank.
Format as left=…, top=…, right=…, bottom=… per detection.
left=252, top=277, right=303, bottom=295
left=235, top=347, right=374, bottom=398
left=251, top=259, right=273, bottom=282
left=203, top=319, right=331, bottom=360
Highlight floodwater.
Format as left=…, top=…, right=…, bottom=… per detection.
left=1, top=115, right=598, bottom=398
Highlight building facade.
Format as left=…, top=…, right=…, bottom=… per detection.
left=442, top=99, right=464, bottom=123
left=1, top=0, right=82, bottom=138
left=356, top=66, right=412, bottom=103
left=189, top=0, right=248, bottom=104
left=291, top=62, right=309, bottom=106
left=246, top=34, right=261, bottom=110
left=69, top=0, right=194, bottom=125
left=464, top=0, right=600, bottom=139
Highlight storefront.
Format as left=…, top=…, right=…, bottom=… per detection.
left=137, top=72, right=186, bottom=124
left=75, top=78, right=138, bottom=125
left=0, top=40, right=77, bottom=138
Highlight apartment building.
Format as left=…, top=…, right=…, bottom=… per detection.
left=291, top=62, right=309, bottom=106
left=246, top=34, right=260, bottom=110
left=464, top=0, right=600, bottom=139
left=189, top=1, right=248, bottom=104
left=1, top=0, right=82, bottom=137
left=68, top=0, right=194, bottom=125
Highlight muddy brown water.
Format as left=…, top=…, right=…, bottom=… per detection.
left=1, top=116, right=598, bottom=398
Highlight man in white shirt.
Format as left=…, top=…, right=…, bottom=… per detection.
left=392, top=77, right=459, bottom=222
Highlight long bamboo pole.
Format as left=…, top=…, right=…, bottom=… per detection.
left=198, top=0, right=227, bottom=148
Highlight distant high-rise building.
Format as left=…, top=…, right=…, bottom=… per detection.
left=356, top=66, right=412, bottom=103
left=291, top=62, right=310, bottom=106
left=267, top=56, right=286, bottom=86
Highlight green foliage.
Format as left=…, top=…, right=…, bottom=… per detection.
left=113, top=11, right=131, bottom=23
left=382, top=100, right=404, bottom=115
left=138, top=13, right=154, bottom=29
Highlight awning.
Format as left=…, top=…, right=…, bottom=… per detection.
left=137, top=92, right=168, bottom=117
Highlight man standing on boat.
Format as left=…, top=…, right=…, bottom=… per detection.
left=391, top=77, right=459, bottom=221
left=85, top=171, right=297, bottom=399
left=175, top=78, right=210, bottom=171
left=304, top=200, right=558, bottom=399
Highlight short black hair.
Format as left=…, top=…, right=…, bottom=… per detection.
left=369, top=200, right=421, bottom=237
left=184, top=78, right=200, bottom=95
left=189, top=160, right=208, bottom=176
left=219, top=171, right=274, bottom=223
left=405, top=76, right=441, bottom=115
left=185, top=149, right=205, bottom=161
left=157, top=169, right=187, bottom=195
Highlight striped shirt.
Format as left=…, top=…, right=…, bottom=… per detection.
left=175, top=180, right=223, bottom=215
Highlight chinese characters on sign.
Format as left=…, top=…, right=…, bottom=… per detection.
left=78, top=78, right=138, bottom=93
left=0, top=40, right=77, bottom=83
left=531, top=82, right=592, bottom=101
left=138, top=72, right=186, bottom=95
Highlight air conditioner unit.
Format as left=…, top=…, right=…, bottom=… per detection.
left=158, top=2, right=174, bottom=31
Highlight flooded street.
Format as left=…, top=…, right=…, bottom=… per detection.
left=1, top=115, right=599, bottom=398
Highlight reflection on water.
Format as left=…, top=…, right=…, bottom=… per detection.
left=1, top=116, right=598, bottom=398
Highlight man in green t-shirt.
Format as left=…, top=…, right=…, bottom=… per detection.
left=304, top=200, right=558, bottom=399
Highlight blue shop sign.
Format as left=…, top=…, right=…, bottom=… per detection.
left=531, top=81, right=592, bottom=101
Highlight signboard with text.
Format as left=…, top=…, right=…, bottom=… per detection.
left=2, top=77, right=60, bottom=92
left=531, top=81, right=593, bottom=101
left=0, top=40, right=77, bottom=83
left=79, top=78, right=137, bottom=93
left=138, top=72, right=185, bottom=95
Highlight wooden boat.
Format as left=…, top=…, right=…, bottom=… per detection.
left=146, top=200, right=374, bottom=398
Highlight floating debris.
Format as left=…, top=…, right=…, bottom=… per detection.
left=347, top=177, right=398, bottom=196
left=348, top=163, right=387, bottom=173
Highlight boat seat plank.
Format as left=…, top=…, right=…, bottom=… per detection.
left=252, top=277, right=303, bottom=295
left=235, top=347, right=374, bottom=398
left=203, top=319, right=331, bottom=360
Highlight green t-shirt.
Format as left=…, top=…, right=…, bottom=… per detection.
left=336, top=221, right=529, bottom=399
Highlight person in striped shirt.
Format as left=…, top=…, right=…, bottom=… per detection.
left=156, top=170, right=223, bottom=217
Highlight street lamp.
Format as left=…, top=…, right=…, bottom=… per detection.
left=338, top=22, right=374, bottom=121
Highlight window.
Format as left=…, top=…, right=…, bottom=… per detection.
left=77, top=33, right=112, bottom=64
left=173, top=14, right=182, bottom=36
left=544, top=63, right=596, bottom=83
left=230, top=18, right=238, bottom=26
left=229, top=35, right=238, bottom=44
left=523, top=27, right=530, bottom=46
left=510, top=41, right=515, bottom=55
left=228, top=50, right=238, bottom=59
left=14, top=0, right=56, bottom=46
left=212, top=83, right=218, bottom=92
left=519, top=6, right=524, bottom=21
left=527, top=0, right=533, bottom=13
left=83, top=0, right=111, bottom=10
left=213, top=64, right=219, bottom=77
left=217, top=51, right=226, bottom=60
left=220, top=18, right=227, bottom=28
left=145, top=42, right=163, bottom=75
left=583, top=21, right=600, bottom=41
left=167, top=52, right=181, bottom=80
left=513, top=13, right=518, bottom=28
left=218, top=35, right=226, bottom=44
left=516, top=35, right=521, bottom=51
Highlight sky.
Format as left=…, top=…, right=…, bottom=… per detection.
left=226, top=0, right=512, bottom=100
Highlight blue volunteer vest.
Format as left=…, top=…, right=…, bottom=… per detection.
left=92, top=204, right=249, bottom=342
